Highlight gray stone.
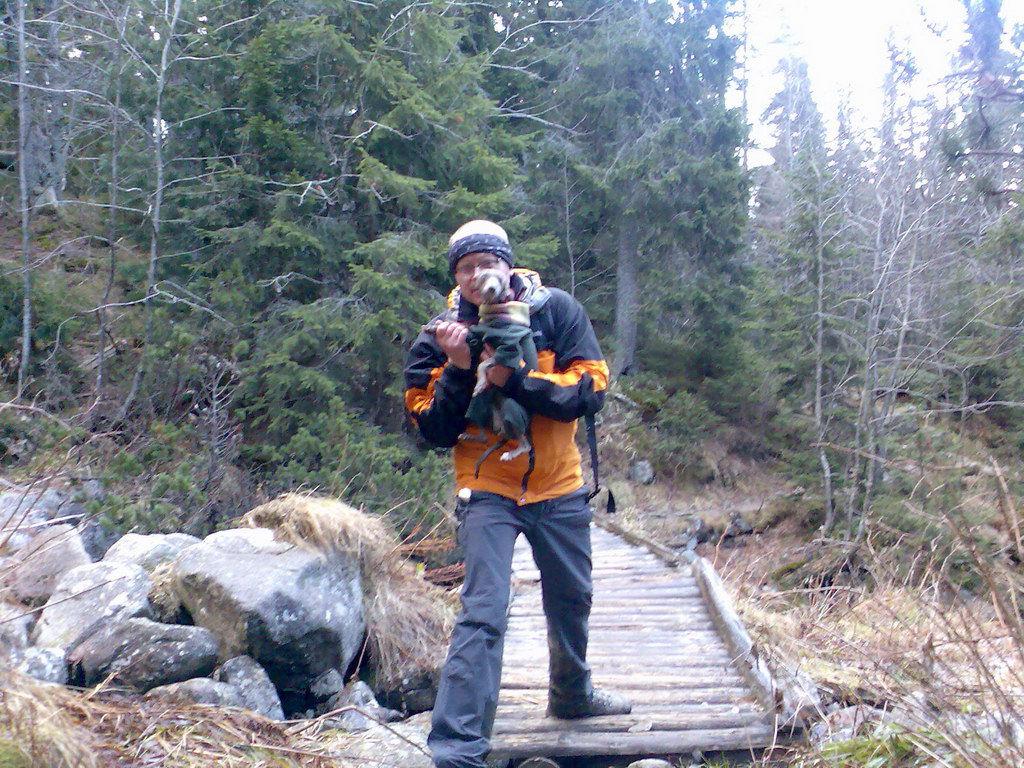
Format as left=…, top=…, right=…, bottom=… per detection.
left=31, top=561, right=152, bottom=650
left=16, top=646, right=67, bottom=685
left=311, top=668, right=345, bottom=701
left=172, top=528, right=365, bottom=708
left=104, top=533, right=199, bottom=573
left=812, top=704, right=887, bottom=744
left=6, top=524, right=91, bottom=605
left=671, top=516, right=714, bottom=550
left=626, top=761, right=674, bottom=768
left=331, top=710, right=433, bottom=767
left=0, top=489, right=79, bottom=554
left=324, top=680, right=402, bottom=732
left=627, top=460, right=655, bottom=485
left=215, top=656, right=285, bottom=720
left=0, top=601, right=32, bottom=659
left=68, top=617, right=218, bottom=692
left=377, top=669, right=440, bottom=714
left=145, top=677, right=245, bottom=708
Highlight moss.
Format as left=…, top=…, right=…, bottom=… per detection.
left=0, top=740, right=30, bottom=768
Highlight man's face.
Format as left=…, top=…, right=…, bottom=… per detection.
left=454, top=252, right=511, bottom=306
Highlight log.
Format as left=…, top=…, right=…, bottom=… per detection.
left=489, top=724, right=778, bottom=758
left=500, top=673, right=745, bottom=690
left=502, top=654, right=737, bottom=667
left=497, top=687, right=756, bottom=706
left=492, top=710, right=773, bottom=734
left=690, top=556, right=783, bottom=722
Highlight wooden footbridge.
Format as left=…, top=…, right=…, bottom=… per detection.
left=489, top=519, right=805, bottom=763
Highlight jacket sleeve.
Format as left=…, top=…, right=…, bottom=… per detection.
left=404, top=328, right=475, bottom=448
left=500, top=289, right=609, bottom=423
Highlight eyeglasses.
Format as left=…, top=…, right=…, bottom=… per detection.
left=454, top=255, right=503, bottom=277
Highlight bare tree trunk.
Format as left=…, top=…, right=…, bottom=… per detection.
left=612, top=209, right=639, bottom=379
left=562, top=156, right=576, bottom=296
left=94, top=7, right=129, bottom=408
left=16, top=0, right=32, bottom=397
left=814, top=223, right=835, bottom=531
left=120, top=0, right=183, bottom=421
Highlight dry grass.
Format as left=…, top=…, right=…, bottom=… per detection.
left=719, top=504, right=1024, bottom=767
left=0, top=663, right=423, bottom=768
left=241, top=493, right=454, bottom=684
left=0, top=667, right=99, bottom=768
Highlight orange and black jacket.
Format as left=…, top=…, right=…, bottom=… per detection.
left=404, top=269, right=609, bottom=505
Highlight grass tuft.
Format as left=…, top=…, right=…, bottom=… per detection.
left=241, top=492, right=454, bottom=684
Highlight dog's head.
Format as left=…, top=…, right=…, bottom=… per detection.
left=473, top=267, right=511, bottom=305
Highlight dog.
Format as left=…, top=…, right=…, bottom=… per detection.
left=424, top=268, right=537, bottom=473
left=461, top=268, right=536, bottom=469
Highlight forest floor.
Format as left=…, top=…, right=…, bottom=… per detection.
left=614, top=443, right=1024, bottom=768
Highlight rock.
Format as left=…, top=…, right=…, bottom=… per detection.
left=147, top=563, right=189, bottom=624
left=627, top=760, right=675, bottom=768
left=376, top=669, right=440, bottom=714
left=671, top=516, right=714, bottom=550
left=812, top=704, right=887, bottom=744
left=5, top=525, right=91, bottom=605
left=76, top=523, right=119, bottom=562
left=215, top=656, right=285, bottom=720
left=68, top=618, right=218, bottom=692
left=311, top=668, right=345, bottom=701
left=104, top=533, right=199, bottom=573
left=627, top=460, right=655, bottom=485
left=0, top=602, right=32, bottom=660
left=172, top=528, right=365, bottom=711
left=329, top=710, right=433, bottom=768
left=890, top=690, right=937, bottom=730
left=0, top=489, right=80, bottom=554
left=324, top=680, right=401, bottom=732
left=145, top=678, right=245, bottom=708
left=31, top=561, right=152, bottom=650
left=725, top=511, right=755, bottom=537
left=16, top=647, right=67, bottom=685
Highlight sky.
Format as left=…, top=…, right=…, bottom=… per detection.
left=740, top=0, right=1024, bottom=163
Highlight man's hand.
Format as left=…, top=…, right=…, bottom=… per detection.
left=480, top=346, right=515, bottom=387
left=435, top=321, right=472, bottom=370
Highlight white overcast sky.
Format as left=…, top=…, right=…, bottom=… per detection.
left=739, top=0, right=1024, bottom=161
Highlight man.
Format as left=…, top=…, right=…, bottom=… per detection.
left=404, top=220, right=631, bottom=768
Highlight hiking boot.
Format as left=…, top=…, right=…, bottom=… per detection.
left=546, top=689, right=633, bottom=719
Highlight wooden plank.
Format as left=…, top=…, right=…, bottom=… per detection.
left=489, top=724, right=778, bottom=758
left=506, top=616, right=717, bottom=626
left=502, top=663, right=739, bottom=676
left=500, top=674, right=746, bottom=690
left=508, top=605, right=709, bottom=616
left=491, top=704, right=765, bottom=720
left=497, top=688, right=757, bottom=707
left=506, top=622, right=721, bottom=636
left=492, top=710, right=773, bottom=734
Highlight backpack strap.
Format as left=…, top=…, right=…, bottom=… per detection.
left=584, top=412, right=616, bottom=515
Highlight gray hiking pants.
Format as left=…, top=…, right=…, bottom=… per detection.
left=428, top=489, right=594, bottom=768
